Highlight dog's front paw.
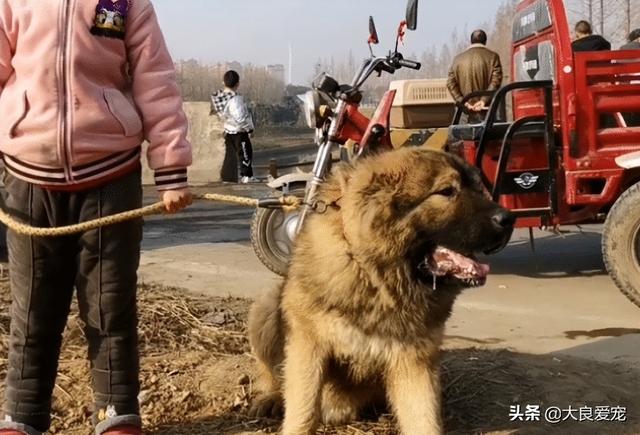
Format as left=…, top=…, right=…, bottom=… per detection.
left=249, top=392, right=284, bottom=418
left=321, top=405, right=359, bottom=426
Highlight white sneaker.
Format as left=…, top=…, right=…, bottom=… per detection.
left=240, top=176, right=259, bottom=184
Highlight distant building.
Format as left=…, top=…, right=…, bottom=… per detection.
left=210, top=61, right=243, bottom=75
left=266, top=64, right=286, bottom=84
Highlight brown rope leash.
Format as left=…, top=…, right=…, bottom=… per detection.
left=0, top=193, right=301, bottom=238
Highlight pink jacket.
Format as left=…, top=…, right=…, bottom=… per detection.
left=0, top=0, right=192, bottom=190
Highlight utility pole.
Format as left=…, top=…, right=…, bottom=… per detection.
left=627, top=0, right=632, bottom=36
left=589, top=0, right=593, bottom=24
left=288, top=43, right=293, bottom=85
left=600, top=0, right=604, bottom=35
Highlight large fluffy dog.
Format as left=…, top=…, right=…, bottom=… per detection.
left=248, top=148, right=514, bottom=434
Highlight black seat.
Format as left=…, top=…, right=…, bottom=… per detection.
left=448, top=121, right=546, bottom=142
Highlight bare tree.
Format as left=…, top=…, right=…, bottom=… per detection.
left=175, top=60, right=285, bottom=104
left=566, top=0, right=629, bottom=46
left=622, top=0, right=640, bottom=38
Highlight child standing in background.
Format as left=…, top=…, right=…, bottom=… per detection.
left=211, top=71, right=258, bottom=184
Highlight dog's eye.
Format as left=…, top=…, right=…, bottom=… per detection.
left=433, top=187, right=457, bottom=198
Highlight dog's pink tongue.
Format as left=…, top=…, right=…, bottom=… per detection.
left=428, top=247, right=490, bottom=279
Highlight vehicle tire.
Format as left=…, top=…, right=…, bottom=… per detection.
left=340, top=147, right=350, bottom=162
left=602, top=181, right=640, bottom=309
left=250, top=187, right=305, bottom=277
left=0, top=224, right=6, bottom=260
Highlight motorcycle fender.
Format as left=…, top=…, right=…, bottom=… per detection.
left=267, top=172, right=313, bottom=191
left=615, top=151, right=640, bottom=169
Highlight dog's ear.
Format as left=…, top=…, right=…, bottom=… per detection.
left=445, top=153, right=484, bottom=193
left=357, top=169, right=417, bottom=216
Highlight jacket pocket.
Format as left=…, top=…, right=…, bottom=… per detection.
left=103, top=88, right=143, bottom=137
left=8, top=91, right=29, bottom=139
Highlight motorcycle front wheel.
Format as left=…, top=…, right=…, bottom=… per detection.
left=250, top=188, right=305, bottom=276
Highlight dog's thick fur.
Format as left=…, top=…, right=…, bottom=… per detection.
left=248, top=148, right=514, bottom=434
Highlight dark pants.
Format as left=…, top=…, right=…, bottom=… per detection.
left=1, top=170, right=143, bottom=434
left=222, top=132, right=253, bottom=181
left=461, top=111, right=485, bottom=125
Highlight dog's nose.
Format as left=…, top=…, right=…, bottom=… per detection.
left=492, top=209, right=516, bottom=228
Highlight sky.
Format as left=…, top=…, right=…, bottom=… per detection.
left=153, top=0, right=505, bottom=85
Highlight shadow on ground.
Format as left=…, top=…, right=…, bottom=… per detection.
left=148, top=346, right=640, bottom=435
left=485, top=228, right=607, bottom=279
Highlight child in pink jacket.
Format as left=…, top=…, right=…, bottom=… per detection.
left=0, top=1, right=192, bottom=434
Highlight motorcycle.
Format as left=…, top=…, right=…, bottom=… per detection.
left=251, top=0, right=421, bottom=276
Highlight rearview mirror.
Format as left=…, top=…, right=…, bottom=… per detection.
left=406, top=0, right=418, bottom=31
left=368, top=16, right=379, bottom=44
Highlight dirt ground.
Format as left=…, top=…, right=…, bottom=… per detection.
left=0, top=278, right=637, bottom=435
left=253, top=127, right=313, bottom=150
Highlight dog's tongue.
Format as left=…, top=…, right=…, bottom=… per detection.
left=427, top=247, right=490, bottom=280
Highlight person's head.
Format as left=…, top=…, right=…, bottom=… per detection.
left=575, top=20, right=593, bottom=40
left=224, top=70, right=240, bottom=90
left=470, top=30, right=488, bottom=45
left=628, top=28, right=640, bottom=43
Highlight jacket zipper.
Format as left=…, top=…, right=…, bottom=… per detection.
left=58, top=0, right=73, bottom=182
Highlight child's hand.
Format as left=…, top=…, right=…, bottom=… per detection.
left=161, top=188, right=193, bottom=213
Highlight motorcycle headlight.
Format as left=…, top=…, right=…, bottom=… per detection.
left=303, top=90, right=321, bottom=129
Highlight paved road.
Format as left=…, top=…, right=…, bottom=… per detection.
left=140, top=183, right=280, bottom=297
left=251, top=143, right=318, bottom=179
left=139, top=182, right=640, bottom=369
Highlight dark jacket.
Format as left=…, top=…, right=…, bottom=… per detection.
left=447, top=44, right=503, bottom=104
left=621, top=41, right=640, bottom=50
left=572, top=35, right=611, bottom=52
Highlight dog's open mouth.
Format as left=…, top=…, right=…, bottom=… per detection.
left=423, top=247, right=490, bottom=288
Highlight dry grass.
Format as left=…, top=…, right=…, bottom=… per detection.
left=0, top=278, right=637, bottom=434
left=0, top=280, right=253, bottom=434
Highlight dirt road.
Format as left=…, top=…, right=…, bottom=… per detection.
left=136, top=183, right=640, bottom=434
left=140, top=184, right=640, bottom=365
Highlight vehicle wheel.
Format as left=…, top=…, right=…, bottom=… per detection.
left=250, top=188, right=305, bottom=277
left=340, top=147, right=350, bottom=162
left=603, top=181, right=640, bottom=309
left=0, top=224, right=6, bottom=260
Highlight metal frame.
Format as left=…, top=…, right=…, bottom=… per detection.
left=491, top=115, right=546, bottom=202
left=488, top=81, right=556, bottom=218
left=452, top=81, right=557, bottom=219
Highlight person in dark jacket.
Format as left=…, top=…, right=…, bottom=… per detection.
left=571, top=21, right=613, bottom=128
left=619, top=29, right=640, bottom=126
left=572, top=20, right=611, bottom=52
left=621, top=29, right=640, bottom=50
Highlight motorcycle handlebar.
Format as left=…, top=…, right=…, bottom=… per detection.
left=378, top=61, right=397, bottom=75
left=352, top=55, right=421, bottom=90
left=398, top=58, right=421, bottom=70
